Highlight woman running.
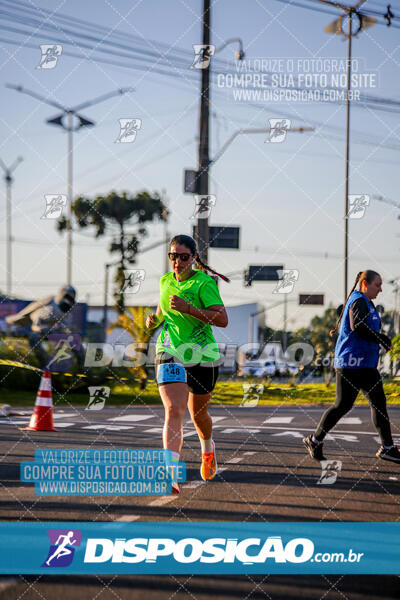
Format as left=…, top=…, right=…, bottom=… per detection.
left=146, top=234, right=230, bottom=493
left=303, top=269, right=400, bottom=464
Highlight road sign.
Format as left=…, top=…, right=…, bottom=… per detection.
left=184, top=169, right=200, bottom=194
left=299, top=294, right=324, bottom=305
left=244, top=265, right=283, bottom=286
left=192, top=226, right=240, bottom=249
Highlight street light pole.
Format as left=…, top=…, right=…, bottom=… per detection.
left=5, top=84, right=134, bottom=286
left=321, top=0, right=376, bottom=301
left=161, top=188, right=169, bottom=275
left=344, top=13, right=352, bottom=300
left=67, top=111, right=73, bottom=286
left=0, top=156, right=23, bottom=297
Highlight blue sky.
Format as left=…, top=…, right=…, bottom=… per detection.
left=0, top=0, right=399, bottom=329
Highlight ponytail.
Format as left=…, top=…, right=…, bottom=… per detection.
left=195, top=253, right=231, bottom=283
left=329, top=269, right=381, bottom=337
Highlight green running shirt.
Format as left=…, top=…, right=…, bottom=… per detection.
left=155, top=269, right=224, bottom=364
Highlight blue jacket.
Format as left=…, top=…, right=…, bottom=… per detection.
left=334, top=291, right=381, bottom=369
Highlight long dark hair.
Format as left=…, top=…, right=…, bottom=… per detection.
left=169, top=234, right=230, bottom=283
left=329, top=269, right=380, bottom=337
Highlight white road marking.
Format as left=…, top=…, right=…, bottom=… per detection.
left=108, top=415, right=153, bottom=422
left=53, top=413, right=79, bottom=419
left=244, top=452, right=256, bottom=456
left=389, top=477, right=398, bottom=481
left=82, top=425, right=134, bottom=431
left=272, top=431, right=304, bottom=438
left=225, top=457, right=243, bottom=464
left=264, top=416, right=294, bottom=424
left=326, top=433, right=359, bottom=442
left=183, top=431, right=198, bottom=438
left=341, top=417, right=362, bottom=424
left=214, top=425, right=380, bottom=436
left=375, top=436, right=400, bottom=445
left=149, top=496, right=176, bottom=506
left=271, top=431, right=359, bottom=442
left=144, top=427, right=163, bottom=433
left=115, top=515, right=141, bottom=521
left=52, top=422, right=76, bottom=428
left=220, top=429, right=260, bottom=434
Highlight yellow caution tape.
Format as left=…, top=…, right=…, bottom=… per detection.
left=0, top=360, right=88, bottom=378
left=0, top=359, right=43, bottom=373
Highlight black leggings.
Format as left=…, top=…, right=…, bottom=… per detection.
left=314, top=368, right=393, bottom=447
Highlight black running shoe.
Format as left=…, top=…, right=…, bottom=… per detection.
left=376, top=446, right=400, bottom=464
left=303, top=435, right=326, bottom=461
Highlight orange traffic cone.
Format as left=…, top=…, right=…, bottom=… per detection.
left=21, top=370, right=56, bottom=431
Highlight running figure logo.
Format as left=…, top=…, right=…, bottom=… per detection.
left=317, top=460, right=342, bottom=485
left=346, top=194, right=370, bottom=219
left=191, top=195, right=216, bottom=220
left=273, top=269, right=299, bottom=294
left=37, top=44, right=63, bottom=69
left=115, top=118, right=142, bottom=143
left=122, top=269, right=146, bottom=294
left=190, top=44, right=215, bottom=69
left=46, top=334, right=81, bottom=372
left=265, top=118, right=291, bottom=143
left=41, top=195, right=67, bottom=219
left=87, top=386, right=110, bottom=410
left=42, top=529, right=82, bottom=567
left=241, top=383, right=264, bottom=407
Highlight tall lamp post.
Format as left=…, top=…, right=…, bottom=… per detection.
left=5, top=84, right=134, bottom=285
left=321, top=0, right=377, bottom=300
left=0, top=156, right=23, bottom=297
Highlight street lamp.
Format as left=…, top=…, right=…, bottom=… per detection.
left=211, top=126, right=314, bottom=165
left=0, top=155, right=23, bottom=297
left=321, top=0, right=377, bottom=300
left=5, top=84, right=134, bottom=285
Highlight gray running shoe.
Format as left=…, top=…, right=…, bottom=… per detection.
left=303, top=435, right=326, bottom=461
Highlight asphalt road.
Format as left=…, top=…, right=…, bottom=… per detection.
left=0, top=404, right=399, bottom=599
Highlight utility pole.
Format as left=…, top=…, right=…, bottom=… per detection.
left=6, top=84, right=134, bottom=286
left=321, top=0, right=376, bottom=301
left=196, top=0, right=211, bottom=264
left=67, top=111, right=73, bottom=286
left=161, top=188, right=169, bottom=275
left=344, top=11, right=352, bottom=302
left=0, top=156, right=23, bottom=297
left=283, top=293, right=288, bottom=353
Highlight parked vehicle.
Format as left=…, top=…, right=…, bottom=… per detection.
left=286, top=362, right=299, bottom=376
left=242, top=359, right=276, bottom=377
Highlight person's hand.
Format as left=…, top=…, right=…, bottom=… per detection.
left=380, top=333, right=392, bottom=353
left=169, top=295, right=190, bottom=314
left=146, top=313, right=159, bottom=329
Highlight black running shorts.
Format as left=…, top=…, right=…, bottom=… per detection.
left=155, top=352, right=219, bottom=395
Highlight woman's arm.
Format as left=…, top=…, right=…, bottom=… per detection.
left=169, top=295, right=228, bottom=327
left=188, top=304, right=228, bottom=328
left=156, top=302, right=164, bottom=322
left=350, top=298, right=391, bottom=350
left=146, top=302, right=164, bottom=329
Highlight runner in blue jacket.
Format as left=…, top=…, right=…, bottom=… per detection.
left=303, top=270, right=400, bottom=464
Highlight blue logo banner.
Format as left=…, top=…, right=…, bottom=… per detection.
left=20, top=449, right=186, bottom=496
left=0, top=522, right=399, bottom=574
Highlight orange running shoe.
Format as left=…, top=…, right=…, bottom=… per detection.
left=200, top=441, right=217, bottom=481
